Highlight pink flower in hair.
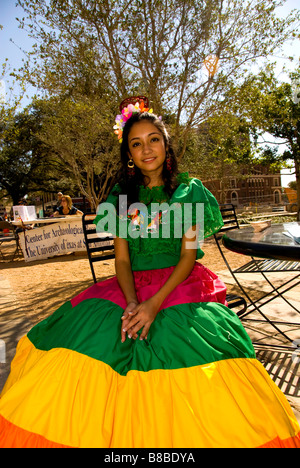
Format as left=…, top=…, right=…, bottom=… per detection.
left=113, top=98, right=154, bottom=143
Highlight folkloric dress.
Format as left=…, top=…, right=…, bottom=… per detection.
left=0, top=173, right=299, bottom=448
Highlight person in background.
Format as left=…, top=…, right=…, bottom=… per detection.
left=53, top=195, right=83, bottom=217
left=18, top=199, right=27, bottom=206
left=55, top=192, right=63, bottom=211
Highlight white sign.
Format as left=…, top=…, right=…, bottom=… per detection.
left=19, top=220, right=113, bottom=262
left=19, top=221, right=85, bottom=261
left=13, top=205, right=37, bottom=222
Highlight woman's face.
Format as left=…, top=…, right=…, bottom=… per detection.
left=61, top=198, right=68, bottom=208
left=127, top=121, right=167, bottom=177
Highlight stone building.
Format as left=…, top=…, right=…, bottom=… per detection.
left=203, top=165, right=282, bottom=208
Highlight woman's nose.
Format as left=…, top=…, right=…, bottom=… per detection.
left=142, top=142, right=152, bottom=154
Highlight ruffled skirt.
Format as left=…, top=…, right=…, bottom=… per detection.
left=0, top=263, right=299, bottom=448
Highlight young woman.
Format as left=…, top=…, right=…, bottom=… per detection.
left=0, top=97, right=299, bottom=448
left=53, top=195, right=83, bottom=217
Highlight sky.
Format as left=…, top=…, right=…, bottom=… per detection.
left=0, top=0, right=299, bottom=186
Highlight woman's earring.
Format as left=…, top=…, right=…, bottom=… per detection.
left=127, top=158, right=135, bottom=177
left=166, top=155, right=172, bottom=173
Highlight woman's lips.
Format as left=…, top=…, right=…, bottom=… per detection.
left=142, top=157, right=156, bottom=163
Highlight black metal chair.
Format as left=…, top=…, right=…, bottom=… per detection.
left=82, top=214, right=115, bottom=283
left=225, top=293, right=247, bottom=314
left=0, top=221, right=23, bottom=261
left=214, top=204, right=300, bottom=349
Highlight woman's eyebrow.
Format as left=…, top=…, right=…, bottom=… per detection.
left=130, top=132, right=161, bottom=142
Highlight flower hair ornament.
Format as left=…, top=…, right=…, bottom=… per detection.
left=113, top=96, right=153, bottom=143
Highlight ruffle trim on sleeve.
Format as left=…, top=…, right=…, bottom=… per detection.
left=172, top=176, right=224, bottom=238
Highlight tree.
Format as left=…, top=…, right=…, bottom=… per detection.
left=0, top=104, right=73, bottom=204
left=235, top=67, right=300, bottom=219
left=180, top=111, right=254, bottom=191
left=34, top=95, right=119, bottom=210
left=15, top=0, right=299, bottom=161
left=288, top=180, right=297, bottom=191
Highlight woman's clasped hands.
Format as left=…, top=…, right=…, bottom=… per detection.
left=121, top=297, right=160, bottom=343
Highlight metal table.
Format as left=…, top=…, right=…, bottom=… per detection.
left=223, top=222, right=300, bottom=262
left=222, top=222, right=300, bottom=349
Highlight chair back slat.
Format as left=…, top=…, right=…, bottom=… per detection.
left=82, top=214, right=115, bottom=283
left=217, top=204, right=239, bottom=233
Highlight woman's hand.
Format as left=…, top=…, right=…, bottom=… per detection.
left=119, top=226, right=198, bottom=343
left=121, top=297, right=160, bottom=342
left=121, top=301, right=139, bottom=342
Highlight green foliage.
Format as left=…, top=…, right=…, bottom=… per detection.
left=15, top=0, right=300, bottom=158
left=180, top=111, right=254, bottom=179
left=234, top=66, right=300, bottom=216
left=34, top=94, right=120, bottom=209
left=2, top=0, right=299, bottom=205
left=0, top=104, right=73, bottom=204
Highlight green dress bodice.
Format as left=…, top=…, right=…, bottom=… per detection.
left=94, top=173, right=223, bottom=271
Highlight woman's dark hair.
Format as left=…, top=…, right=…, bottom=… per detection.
left=118, top=112, right=178, bottom=206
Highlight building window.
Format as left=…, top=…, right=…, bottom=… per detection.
left=231, top=191, right=238, bottom=205
left=274, top=190, right=281, bottom=204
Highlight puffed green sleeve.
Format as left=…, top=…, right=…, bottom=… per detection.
left=172, top=177, right=224, bottom=238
